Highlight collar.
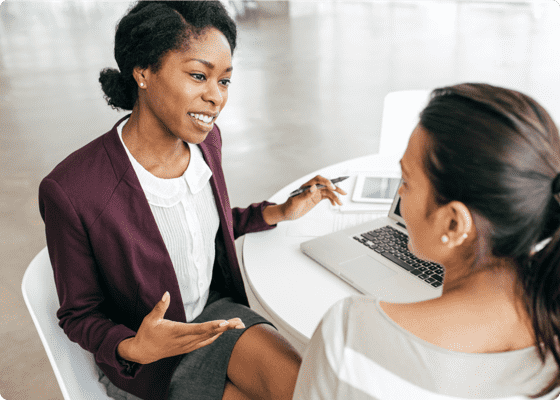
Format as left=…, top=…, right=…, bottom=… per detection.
left=114, top=117, right=213, bottom=206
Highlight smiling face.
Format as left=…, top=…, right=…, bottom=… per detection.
left=138, top=27, right=233, bottom=144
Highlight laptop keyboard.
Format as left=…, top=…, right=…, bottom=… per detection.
left=353, top=225, right=444, bottom=288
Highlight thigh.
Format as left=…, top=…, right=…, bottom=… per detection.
left=227, top=324, right=302, bottom=400
left=168, top=296, right=273, bottom=400
left=223, top=380, right=252, bottom=400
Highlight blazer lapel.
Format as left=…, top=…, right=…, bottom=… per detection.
left=198, top=141, right=232, bottom=240
left=199, top=138, right=248, bottom=304
left=102, top=118, right=187, bottom=323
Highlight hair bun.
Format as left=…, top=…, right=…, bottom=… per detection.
left=99, top=67, right=135, bottom=110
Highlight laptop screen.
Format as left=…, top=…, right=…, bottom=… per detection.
left=394, top=197, right=402, bottom=217
left=389, top=180, right=406, bottom=227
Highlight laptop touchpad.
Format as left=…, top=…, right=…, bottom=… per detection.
left=339, top=255, right=397, bottom=282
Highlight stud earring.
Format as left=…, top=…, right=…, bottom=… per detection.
left=140, top=83, right=144, bottom=87
left=462, top=233, right=468, bottom=239
left=441, top=235, right=449, bottom=244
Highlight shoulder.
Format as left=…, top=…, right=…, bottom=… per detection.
left=43, top=135, right=106, bottom=185
left=310, top=296, right=428, bottom=399
left=39, top=119, right=128, bottom=216
left=379, top=293, right=534, bottom=352
left=320, top=296, right=380, bottom=351
left=380, top=294, right=478, bottom=349
left=43, top=117, right=129, bottom=186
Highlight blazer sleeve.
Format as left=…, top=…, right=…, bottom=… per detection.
left=231, top=201, right=277, bottom=240
left=39, top=177, right=144, bottom=378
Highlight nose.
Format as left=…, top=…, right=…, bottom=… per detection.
left=202, top=80, right=224, bottom=106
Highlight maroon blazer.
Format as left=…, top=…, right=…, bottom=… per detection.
left=38, top=116, right=276, bottom=400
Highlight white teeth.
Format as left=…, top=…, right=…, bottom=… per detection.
left=189, top=113, right=213, bottom=124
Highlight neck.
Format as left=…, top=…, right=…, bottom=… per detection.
left=123, top=107, right=188, bottom=166
left=443, top=251, right=515, bottom=292
left=442, top=255, right=531, bottom=330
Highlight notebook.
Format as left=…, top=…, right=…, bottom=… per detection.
left=300, top=180, right=444, bottom=303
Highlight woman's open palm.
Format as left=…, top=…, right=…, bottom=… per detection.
left=118, top=292, right=245, bottom=365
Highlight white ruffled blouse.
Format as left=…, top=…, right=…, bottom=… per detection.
left=117, top=119, right=220, bottom=322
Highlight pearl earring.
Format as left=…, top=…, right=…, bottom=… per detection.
left=462, top=233, right=468, bottom=239
left=140, top=83, right=144, bottom=87
left=441, top=235, right=449, bottom=244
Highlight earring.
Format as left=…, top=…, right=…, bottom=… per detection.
left=462, top=233, right=468, bottom=239
left=140, top=83, right=144, bottom=87
left=441, top=235, right=449, bottom=244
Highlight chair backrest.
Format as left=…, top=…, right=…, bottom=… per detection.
left=21, top=247, right=111, bottom=400
left=378, top=90, right=431, bottom=157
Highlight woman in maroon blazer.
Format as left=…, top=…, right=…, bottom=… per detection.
left=38, top=2, right=345, bottom=400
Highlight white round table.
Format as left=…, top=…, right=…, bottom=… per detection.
left=240, top=153, right=401, bottom=353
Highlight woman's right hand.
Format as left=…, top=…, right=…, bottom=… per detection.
left=117, top=291, right=245, bottom=365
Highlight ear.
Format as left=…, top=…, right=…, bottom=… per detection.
left=441, top=201, right=473, bottom=248
left=132, top=66, right=149, bottom=89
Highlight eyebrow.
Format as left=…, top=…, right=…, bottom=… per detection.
left=187, top=58, right=233, bottom=73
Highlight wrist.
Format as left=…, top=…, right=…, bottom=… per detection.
left=117, top=337, right=142, bottom=364
left=263, top=204, right=286, bottom=225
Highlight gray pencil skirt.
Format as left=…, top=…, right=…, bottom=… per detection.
left=97, top=290, right=275, bottom=400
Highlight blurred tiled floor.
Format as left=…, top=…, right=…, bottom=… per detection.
left=1, top=1, right=559, bottom=399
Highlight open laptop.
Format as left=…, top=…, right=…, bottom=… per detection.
left=300, top=180, right=444, bottom=303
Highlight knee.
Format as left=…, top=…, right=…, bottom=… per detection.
left=271, top=356, right=301, bottom=400
left=257, top=326, right=302, bottom=399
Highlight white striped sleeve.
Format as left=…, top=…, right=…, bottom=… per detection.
left=293, top=298, right=376, bottom=400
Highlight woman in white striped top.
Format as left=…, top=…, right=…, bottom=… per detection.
left=294, top=83, right=560, bottom=399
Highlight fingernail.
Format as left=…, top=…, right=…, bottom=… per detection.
left=220, top=321, right=229, bottom=327
left=310, top=185, right=317, bottom=193
left=237, top=324, right=246, bottom=329
left=162, top=291, right=169, bottom=302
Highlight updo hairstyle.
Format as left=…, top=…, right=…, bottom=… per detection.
left=419, top=83, right=560, bottom=397
left=99, top=1, right=236, bottom=111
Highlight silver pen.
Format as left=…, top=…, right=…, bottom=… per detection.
left=288, top=176, right=349, bottom=198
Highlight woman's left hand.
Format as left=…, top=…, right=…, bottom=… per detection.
left=263, top=175, right=347, bottom=225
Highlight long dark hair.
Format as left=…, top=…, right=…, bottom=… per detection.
left=99, top=1, right=237, bottom=111
left=419, top=83, right=560, bottom=397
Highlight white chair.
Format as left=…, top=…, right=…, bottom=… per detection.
left=378, top=90, right=431, bottom=157
left=21, top=247, right=111, bottom=400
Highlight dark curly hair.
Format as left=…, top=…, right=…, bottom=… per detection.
left=420, top=83, right=560, bottom=398
left=99, top=1, right=237, bottom=111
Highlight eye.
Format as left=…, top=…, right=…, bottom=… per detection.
left=191, top=73, right=206, bottom=81
left=400, top=179, right=408, bottom=191
left=220, top=78, right=231, bottom=87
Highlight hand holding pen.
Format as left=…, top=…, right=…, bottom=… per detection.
left=288, top=176, right=349, bottom=198
left=263, top=175, right=348, bottom=224
left=266, top=175, right=348, bottom=223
